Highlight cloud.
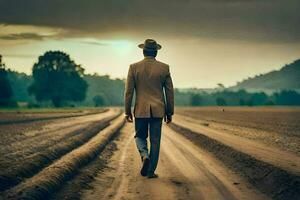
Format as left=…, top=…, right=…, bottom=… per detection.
left=0, top=32, right=49, bottom=40
left=78, top=40, right=108, bottom=46
left=2, top=53, right=37, bottom=58
left=0, top=0, right=299, bottom=43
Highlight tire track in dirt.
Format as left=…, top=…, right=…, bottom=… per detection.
left=103, top=127, right=133, bottom=200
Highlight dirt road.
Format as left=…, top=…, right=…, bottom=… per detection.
left=81, top=123, right=269, bottom=200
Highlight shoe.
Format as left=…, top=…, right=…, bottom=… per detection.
left=147, top=172, right=158, bottom=179
left=140, top=157, right=150, bottom=176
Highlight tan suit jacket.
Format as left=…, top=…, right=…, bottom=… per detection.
left=124, top=57, right=174, bottom=118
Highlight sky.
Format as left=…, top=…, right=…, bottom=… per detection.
left=0, top=0, right=299, bottom=88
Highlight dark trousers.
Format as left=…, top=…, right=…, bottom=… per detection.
left=134, top=117, right=162, bottom=173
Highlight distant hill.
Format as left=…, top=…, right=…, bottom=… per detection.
left=230, top=59, right=300, bottom=93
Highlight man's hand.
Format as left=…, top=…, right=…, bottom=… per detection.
left=164, top=115, right=172, bottom=124
left=125, top=114, right=133, bottom=123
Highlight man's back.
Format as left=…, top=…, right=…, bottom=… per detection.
left=125, top=56, right=174, bottom=118
left=124, top=39, right=174, bottom=178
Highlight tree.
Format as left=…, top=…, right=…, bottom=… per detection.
left=190, top=94, right=202, bottom=106
left=250, top=92, right=268, bottom=105
left=0, top=55, right=17, bottom=107
left=239, top=99, right=245, bottom=106
left=7, top=70, right=33, bottom=102
left=264, top=99, right=275, bottom=105
left=84, top=74, right=124, bottom=106
left=216, top=97, right=227, bottom=106
left=93, top=95, right=105, bottom=107
left=245, top=99, right=254, bottom=106
left=28, top=51, right=88, bottom=107
left=273, top=90, right=300, bottom=105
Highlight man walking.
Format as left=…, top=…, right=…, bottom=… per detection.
left=124, top=39, right=174, bottom=178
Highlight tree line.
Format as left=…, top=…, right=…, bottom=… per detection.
left=186, top=89, right=300, bottom=106
left=1, top=51, right=300, bottom=108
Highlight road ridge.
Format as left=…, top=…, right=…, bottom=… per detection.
left=0, top=109, right=120, bottom=192
left=2, top=112, right=125, bottom=200
left=0, top=109, right=109, bottom=125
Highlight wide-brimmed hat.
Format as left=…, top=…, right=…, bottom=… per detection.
left=138, top=39, right=162, bottom=51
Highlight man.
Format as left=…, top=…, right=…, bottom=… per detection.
left=124, top=39, right=174, bottom=179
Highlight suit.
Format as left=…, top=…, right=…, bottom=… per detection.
left=124, top=56, right=174, bottom=118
